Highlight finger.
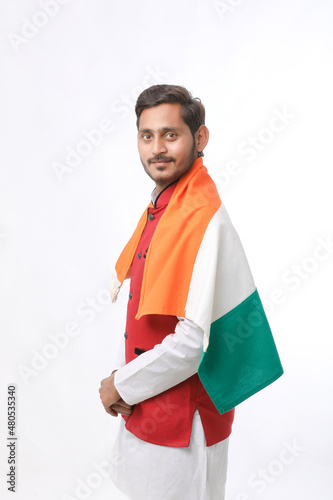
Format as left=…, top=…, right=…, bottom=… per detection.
left=104, top=405, right=118, bottom=417
left=112, top=406, right=133, bottom=416
left=112, top=401, right=133, bottom=411
left=111, top=405, right=133, bottom=415
left=111, top=401, right=130, bottom=409
left=117, top=399, right=132, bottom=409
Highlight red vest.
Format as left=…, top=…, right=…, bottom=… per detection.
left=122, top=182, right=235, bottom=447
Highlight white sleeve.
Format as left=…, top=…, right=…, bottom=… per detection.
left=114, top=317, right=204, bottom=406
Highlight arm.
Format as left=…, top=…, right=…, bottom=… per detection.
left=114, top=317, right=204, bottom=406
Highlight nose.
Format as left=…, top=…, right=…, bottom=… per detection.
left=152, top=136, right=167, bottom=156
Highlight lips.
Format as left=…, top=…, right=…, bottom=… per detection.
left=150, top=159, right=173, bottom=166
left=151, top=160, right=171, bottom=166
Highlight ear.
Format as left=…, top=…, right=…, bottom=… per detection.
left=194, top=125, right=209, bottom=153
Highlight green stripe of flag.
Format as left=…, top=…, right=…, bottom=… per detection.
left=198, top=289, right=283, bottom=414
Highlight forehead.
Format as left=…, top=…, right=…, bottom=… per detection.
left=138, top=103, right=188, bottom=131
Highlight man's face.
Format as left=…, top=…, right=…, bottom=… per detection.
left=137, top=103, right=198, bottom=193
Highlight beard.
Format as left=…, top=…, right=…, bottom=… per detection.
left=140, top=136, right=198, bottom=187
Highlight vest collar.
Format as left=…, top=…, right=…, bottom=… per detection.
left=150, top=156, right=204, bottom=208
left=151, top=179, right=179, bottom=208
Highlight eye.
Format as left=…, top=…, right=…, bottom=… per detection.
left=142, top=133, right=151, bottom=140
left=166, top=132, right=177, bottom=139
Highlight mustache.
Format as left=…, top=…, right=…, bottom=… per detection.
left=148, top=155, right=175, bottom=164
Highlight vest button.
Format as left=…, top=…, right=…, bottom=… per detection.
left=124, top=331, right=128, bottom=339
left=129, top=292, right=133, bottom=299
left=137, top=252, right=141, bottom=259
left=148, top=213, right=154, bottom=221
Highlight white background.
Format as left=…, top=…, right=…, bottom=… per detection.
left=1, top=1, right=332, bottom=499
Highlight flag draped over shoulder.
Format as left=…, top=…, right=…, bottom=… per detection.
left=110, top=157, right=283, bottom=414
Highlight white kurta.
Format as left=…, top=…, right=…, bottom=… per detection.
left=108, top=318, right=230, bottom=499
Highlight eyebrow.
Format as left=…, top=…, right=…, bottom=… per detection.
left=138, top=127, right=183, bottom=134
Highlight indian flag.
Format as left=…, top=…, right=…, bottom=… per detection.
left=110, top=157, right=283, bottom=414
left=186, top=202, right=283, bottom=413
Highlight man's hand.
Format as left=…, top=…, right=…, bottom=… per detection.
left=111, top=399, right=133, bottom=417
left=99, top=371, right=121, bottom=416
left=99, top=371, right=133, bottom=417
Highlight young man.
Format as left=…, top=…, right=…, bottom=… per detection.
left=99, top=85, right=283, bottom=499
